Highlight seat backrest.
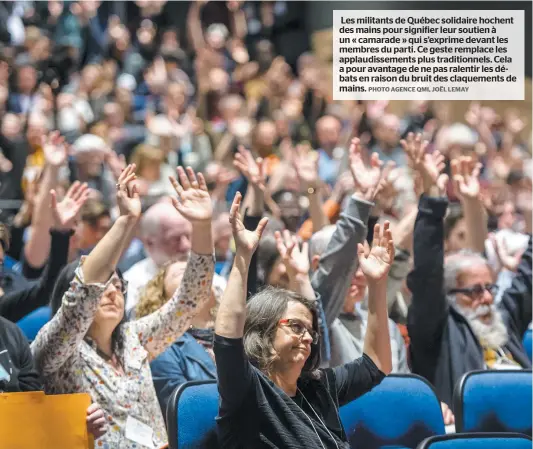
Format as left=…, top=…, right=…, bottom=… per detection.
left=166, top=380, right=219, bottom=449
left=418, top=432, right=533, bottom=449
left=16, top=306, right=51, bottom=341
left=454, top=370, right=532, bottom=435
left=523, top=330, right=532, bottom=362
left=340, top=374, right=445, bottom=449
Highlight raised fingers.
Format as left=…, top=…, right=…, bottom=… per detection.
left=186, top=166, right=199, bottom=188
left=177, top=166, right=190, bottom=190
left=229, top=192, right=242, bottom=225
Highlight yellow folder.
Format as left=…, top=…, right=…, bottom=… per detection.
left=0, top=391, right=93, bottom=449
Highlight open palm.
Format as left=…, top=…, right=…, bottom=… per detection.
left=116, top=164, right=142, bottom=218
left=349, top=138, right=382, bottom=193
left=274, top=230, right=309, bottom=278
left=358, top=222, right=395, bottom=282
left=230, top=192, right=268, bottom=256
left=42, top=131, right=68, bottom=167
left=170, top=166, right=212, bottom=224
left=293, top=144, right=319, bottom=190
left=50, top=181, right=90, bottom=230
left=451, top=156, right=481, bottom=200
left=233, top=145, right=266, bottom=191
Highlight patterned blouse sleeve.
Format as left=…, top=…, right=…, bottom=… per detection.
left=132, top=252, right=215, bottom=359
left=30, top=266, right=111, bottom=376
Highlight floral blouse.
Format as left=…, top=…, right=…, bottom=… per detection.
left=31, top=252, right=214, bottom=449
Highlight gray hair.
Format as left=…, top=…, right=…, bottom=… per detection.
left=308, top=225, right=336, bottom=264
left=244, top=286, right=321, bottom=376
left=444, top=249, right=491, bottom=301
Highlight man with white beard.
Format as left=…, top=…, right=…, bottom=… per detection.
left=407, top=193, right=532, bottom=408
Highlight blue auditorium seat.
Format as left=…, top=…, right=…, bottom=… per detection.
left=16, top=306, right=51, bottom=341
left=453, top=370, right=532, bottom=436
left=523, top=329, right=532, bottom=362
left=340, top=374, right=445, bottom=449
left=166, top=380, right=219, bottom=449
left=417, top=432, right=532, bottom=449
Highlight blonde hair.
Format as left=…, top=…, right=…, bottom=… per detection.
left=136, top=262, right=173, bottom=318
left=136, top=262, right=222, bottom=320
left=130, top=144, right=165, bottom=176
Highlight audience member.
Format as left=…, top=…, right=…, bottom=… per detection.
left=31, top=165, right=215, bottom=448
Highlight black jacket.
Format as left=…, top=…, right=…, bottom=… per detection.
left=0, top=229, right=71, bottom=322
left=407, top=195, right=532, bottom=407
left=0, top=316, right=42, bottom=392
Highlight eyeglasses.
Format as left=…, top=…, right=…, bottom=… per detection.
left=278, top=319, right=319, bottom=345
left=448, top=283, right=499, bottom=299
left=108, top=277, right=127, bottom=296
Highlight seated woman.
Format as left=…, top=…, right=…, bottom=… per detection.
left=214, top=192, right=395, bottom=448
left=136, top=260, right=226, bottom=413
left=31, top=165, right=215, bottom=449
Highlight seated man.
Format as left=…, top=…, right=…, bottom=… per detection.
left=408, top=193, right=532, bottom=407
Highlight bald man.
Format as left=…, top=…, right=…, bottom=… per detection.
left=315, top=115, right=344, bottom=186
left=124, top=202, right=192, bottom=314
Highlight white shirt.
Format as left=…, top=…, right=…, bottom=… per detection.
left=124, top=257, right=160, bottom=315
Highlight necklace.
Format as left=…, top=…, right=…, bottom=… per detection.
left=297, top=387, right=340, bottom=449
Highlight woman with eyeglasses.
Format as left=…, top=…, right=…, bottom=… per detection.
left=214, top=192, right=395, bottom=449
left=31, top=164, right=215, bottom=449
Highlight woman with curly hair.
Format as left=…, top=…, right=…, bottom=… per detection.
left=136, top=259, right=226, bottom=414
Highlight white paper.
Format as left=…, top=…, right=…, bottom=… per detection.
left=125, top=415, right=155, bottom=449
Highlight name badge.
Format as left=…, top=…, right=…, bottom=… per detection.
left=125, top=415, right=155, bottom=449
left=0, top=361, right=10, bottom=383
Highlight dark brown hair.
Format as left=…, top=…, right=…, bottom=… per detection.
left=0, top=223, right=10, bottom=251
left=243, top=286, right=321, bottom=376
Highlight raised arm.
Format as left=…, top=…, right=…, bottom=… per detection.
left=215, top=192, right=268, bottom=338
left=23, top=132, right=68, bottom=274
left=31, top=165, right=141, bottom=375
left=292, top=145, right=329, bottom=233
left=133, top=167, right=215, bottom=358
left=360, top=222, right=395, bottom=374
left=0, top=182, right=89, bottom=321
left=330, top=223, right=395, bottom=405
left=401, top=133, right=450, bottom=346
left=451, top=156, right=487, bottom=254
left=312, top=137, right=384, bottom=328
left=233, top=145, right=266, bottom=297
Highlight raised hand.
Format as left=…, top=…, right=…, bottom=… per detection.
left=170, top=166, right=212, bottom=224
left=116, top=164, right=141, bottom=218
left=451, top=156, right=481, bottom=201
left=42, top=131, right=68, bottom=167
left=400, top=132, right=448, bottom=194
left=105, top=150, right=126, bottom=182
left=229, top=192, right=268, bottom=257
left=50, top=181, right=90, bottom=231
left=274, top=230, right=309, bottom=280
left=349, top=137, right=384, bottom=200
left=358, top=222, right=395, bottom=282
left=292, top=144, right=319, bottom=191
left=233, top=145, right=266, bottom=191
left=374, top=162, right=399, bottom=212
left=504, top=110, right=525, bottom=135
left=489, top=233, right=523, bottom=273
